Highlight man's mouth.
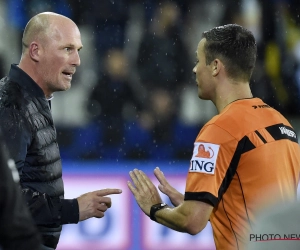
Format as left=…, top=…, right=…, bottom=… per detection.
left=62, top=70, right=75, bottom=79
left=62, top=72, right=73, bottom=77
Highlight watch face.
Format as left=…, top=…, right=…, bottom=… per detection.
left=154, top=203, right=166, bottom=208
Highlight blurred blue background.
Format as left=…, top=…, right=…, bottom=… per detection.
left=1, top=0, right=300, bottom=161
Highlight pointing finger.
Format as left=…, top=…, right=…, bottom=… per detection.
left=96, top=188, right=122, bottom=196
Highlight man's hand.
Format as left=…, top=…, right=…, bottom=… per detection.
left=77, top=188, right=122, bottom=221
left=154, top=167, right=184, bottom=207
left=127, top=169, right=162, bottom=216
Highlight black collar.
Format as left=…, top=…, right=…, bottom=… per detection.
left=8, top=64, right=45, bottom=98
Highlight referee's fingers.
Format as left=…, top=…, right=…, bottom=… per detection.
left=127, top=180, right=137, bottom=195
left=154, top=167, right=169, bottom=186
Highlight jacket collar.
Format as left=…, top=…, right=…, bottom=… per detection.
left=8, top=64, right=45, bottom=98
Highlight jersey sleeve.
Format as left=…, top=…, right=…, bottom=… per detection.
left=184, top=123, right=238, bottom=207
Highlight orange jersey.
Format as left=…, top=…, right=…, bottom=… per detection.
left=184, top=98, right=300, bottom=250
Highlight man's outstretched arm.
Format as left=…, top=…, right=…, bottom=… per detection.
left=128, top=169, right=213, bottom=234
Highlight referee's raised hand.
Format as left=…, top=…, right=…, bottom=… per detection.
left=154, top=167, right=184, bottom=207
left=127, top=169, right=163, bottom=216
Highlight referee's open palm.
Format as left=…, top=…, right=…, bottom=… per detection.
left=128, top=169, right=163, bottom=216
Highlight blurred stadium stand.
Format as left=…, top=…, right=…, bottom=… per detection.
left=1, top=0, right=300, bottom=161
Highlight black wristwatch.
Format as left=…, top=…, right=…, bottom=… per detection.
left=150, top=203, right=168, bottom=221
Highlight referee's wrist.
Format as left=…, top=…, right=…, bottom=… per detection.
left=150, top=203, right=168, bottom=221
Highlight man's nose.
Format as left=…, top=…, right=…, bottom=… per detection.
left=193, top=66, right=196, bottom=74
left=72, top=51, right=81, bottom=66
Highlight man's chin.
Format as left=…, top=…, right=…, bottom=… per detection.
left=54, top=84, right=71, bottom=93
left=198, top=92, right=210, bottom=100
left=62, top=82, right=72, bottom=91
left=65, top=83, right=71, bottom=91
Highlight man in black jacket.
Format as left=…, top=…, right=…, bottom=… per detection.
left=0, top=129, right=42, bottom=250
left=0, top=12, right=122, bottom=249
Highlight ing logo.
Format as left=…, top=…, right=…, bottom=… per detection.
left=190, top=142, right=220, bottom=174
left=195, top=144, right=214, bottom=159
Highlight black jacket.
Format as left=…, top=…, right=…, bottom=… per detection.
left=0, top=64, right=79, bottom=249
left=0, top=129, right=42, bottom=250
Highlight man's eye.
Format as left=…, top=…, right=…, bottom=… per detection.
left=65, top=47, right=72, bottom=52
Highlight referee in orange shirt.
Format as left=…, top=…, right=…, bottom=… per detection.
left=127, top=24, right=300, bottom=250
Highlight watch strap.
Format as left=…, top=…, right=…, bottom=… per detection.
left=150, top=203, right=168, bottom=221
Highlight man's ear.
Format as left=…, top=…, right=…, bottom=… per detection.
left=211, top=59, right=221, bottom=77
left=28, top=42, right=40, bottom=62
